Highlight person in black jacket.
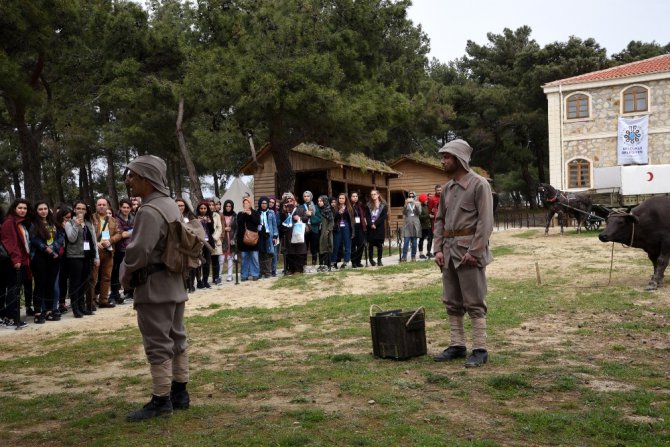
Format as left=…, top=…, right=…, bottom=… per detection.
left=236, top=197, right=260, bottom=281
left=366, top=189, right=388, bottom=266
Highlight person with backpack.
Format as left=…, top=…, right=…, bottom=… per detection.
left=121, top=155, right=190, bottom=421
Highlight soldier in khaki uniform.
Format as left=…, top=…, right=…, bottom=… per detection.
left=121, top=155, right=190, bottom=421
left=432, top=139, right=494, bottom=368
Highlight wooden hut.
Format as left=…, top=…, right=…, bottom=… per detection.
left=387, top=153, right=449, bottom=230
left=239, top=142, right=400, bottom=207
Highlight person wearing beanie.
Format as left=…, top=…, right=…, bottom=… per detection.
left=121, top=155, right=190, bottom=421
left=432, top=139, right=494, bottom=368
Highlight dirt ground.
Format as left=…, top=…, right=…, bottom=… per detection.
left=2, top=226, right=669, bottom=421
left=2, top=227, right=665, bottom=342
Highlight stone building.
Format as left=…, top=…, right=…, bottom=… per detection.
left=542, top=54, right=670, bottom=198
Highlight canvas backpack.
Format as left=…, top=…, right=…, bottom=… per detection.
left=143, top=203, right=209, bottom=279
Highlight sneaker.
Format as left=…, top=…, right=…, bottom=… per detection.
left=16, top=320, right=28, bottom=330
left=226, top=275, right=233, bottom=282
left=58, top=305, right=69, bottom=314
left=419, top=254, right=427, bottom=259
left=34, top=314, right=46, bottom=324
left=0, top=317, right=9, bottom=328
left=98, top=302, right=116, bottom=308
left=465, top=349, right=489, bottom=368
left=433, top=346, right=467, bottom=362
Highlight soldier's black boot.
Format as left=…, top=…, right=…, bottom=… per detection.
left=464, top=349, right=488, bottom=368
left=433, top=345, right=467, bottom=362
left=171, top=381, right=190, bottom=410
left=127, top=395, right=173, bottom=422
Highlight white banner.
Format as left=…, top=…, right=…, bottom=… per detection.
left=617, top=115, right=649, bottom=165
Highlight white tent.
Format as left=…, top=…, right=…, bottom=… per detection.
left=221, top=177, right=253, bottom=212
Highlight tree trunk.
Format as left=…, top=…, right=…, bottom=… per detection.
left=79, top=160, right=90, bottom=201
left=54, top=149, right=65, bottom=204
left=269, top=116, right=296, bottom=195
left=4, top=98, right=43, bottom=202
left=87, top=155, right=94, bottom=204
left=176, top=97, right=203, bottom=203
left=12, top=170, right=22, bottom=199
left=213, top=173, right=220, bottom=198
left=105, top=147, right=118, bottom=210
left=174, top=160, right=183, bottom=198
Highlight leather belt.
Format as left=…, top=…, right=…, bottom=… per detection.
left=443, top=227, right=476, bottom=238
left=146, top=263, right=167, bottom=275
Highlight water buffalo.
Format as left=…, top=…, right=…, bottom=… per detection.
left=598, top=196, right=670, bottom=291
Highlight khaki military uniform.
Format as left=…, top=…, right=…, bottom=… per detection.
left=123, top=191, right=189, bottom=395
left=433, top=171, right=493, bottom=319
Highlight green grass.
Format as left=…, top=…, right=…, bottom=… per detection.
left=1, top=259, right=669, bottom=446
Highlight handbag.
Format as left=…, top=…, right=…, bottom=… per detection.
left=291, top=222, right=305, bottom=244
left=243, top=227, right=259, bottom=246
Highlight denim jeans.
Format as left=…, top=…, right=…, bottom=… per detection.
left=402, top=236, right=418, bottom=259
left=331, top=224, right=352, bottom=263
left=271, top=244, right=279, bottom=275
left=241, top=251, right=259, bottom=279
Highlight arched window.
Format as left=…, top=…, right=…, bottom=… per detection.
left=622, top=86, right=648, bottom=113
left=567, top=159, right=590, bottom=188
left=566, top=93, right=589, bottom=119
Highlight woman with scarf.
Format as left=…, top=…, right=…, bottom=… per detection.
left=208, top=200, right=222, bottom=285
left=236, top=197, right=260, bottom=281
left=220, top=200, right=237, bottom=282
left=29, top=201, right=66, bottom=323
left=195, top=201, right=214, bottom=288
left=331, top=193, right=354, bottom=269
left=301, top=190, right=321, bottom=268
left=267, top=196, right=279, bottom=276
left=1, top=199, right=33, bottom=328
left=257, top=196, right=278, bottom=278
left=316, top=195, right=333, bottom=272
left=279, top=192, right=309, bottom=275
left=65, top=201, right=100, bottom=318
left=176, top=198, right=198, bottom=292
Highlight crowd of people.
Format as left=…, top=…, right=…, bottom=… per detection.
left=0, top=197, right=140, bottom=329
left=0, top=185, right=445, bottom=330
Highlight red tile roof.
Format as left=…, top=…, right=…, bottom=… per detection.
left=545, top=54, right=670, bottom=87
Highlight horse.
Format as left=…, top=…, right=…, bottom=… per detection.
left=537, top=183, right=592, bottom=235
